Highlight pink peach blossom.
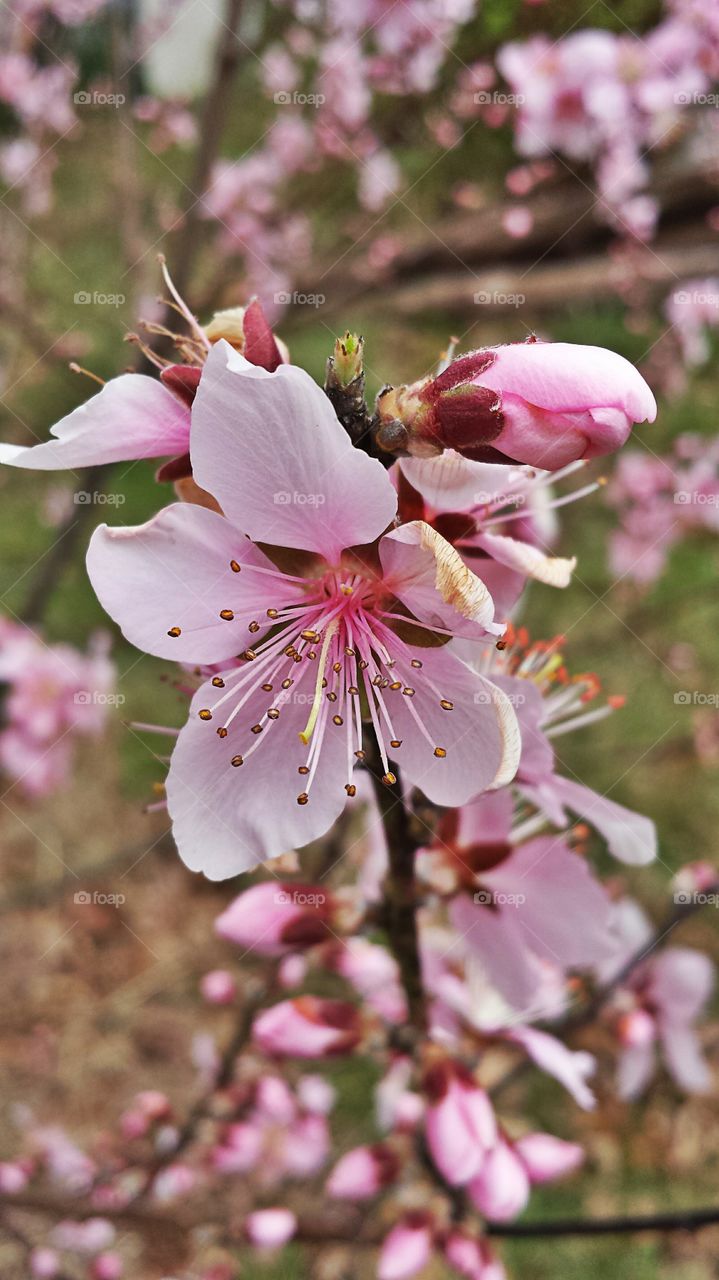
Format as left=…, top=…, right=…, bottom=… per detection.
left=87, top=342, right=520, bottom=875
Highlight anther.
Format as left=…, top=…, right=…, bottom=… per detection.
left=359, top=659, right=368, bottom=670
left=262, top=683, right=273, bottom=692
left=281, top=678, right=293, bottom=689
left=411, top=659, right=422, bottom=668
left=212, top=676, right=225, bottom=688
left=216, top=727, right=228, bottom=738
left=390, top=680, right=401, bottom=691
left=440, top=700, right=454, bottom=711
left=167, top=627, right=182, bottom=637
left=333, top=715, right=344, bottom=726
left=355, top=750, right=366, bottom=760
left=434, top=747, right=447, bottom=758
left=297, top=792, right=309, bottom=805
left=403, top=687, right=415, bottom=697
left=220, top=609, right=234, bottom=621
left=230, top=560, right=241, bottom=573
left=348, top=686, right=359, bottom=695
left=390, top=739, right=402, bottom=749
left=382, top=772, right=397, bottom=786
left=251, top=724, right=263, bottom=735
left=301, top=629, right=320, bottom=642
left=198, top=709, right=212, bottom=721
left=327, top=692, right=338, bottom=703
left=249, top=621, right=260, bottom=633
left=333, top=662, right=342, bottom=673
left=345, top=784, right=356, bottom=796
left=231, top=755, right=243, bottom=767
left=267, top=608, right=279, bottom=619
left=344, top=646, right=355, bottom=657
left=268, top=708, right=280, bottom=720
left=298, top=765, right=310, bottom=775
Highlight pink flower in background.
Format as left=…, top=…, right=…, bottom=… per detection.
left=0, top=621, right=116, bottom=798
left=468, top=1132, right=583, bottom=1221
left=607, top=434, right=719, bottom=585
left=387, top=340, right=656, bottom=469
left=429, top=790, right=614, bottom=1011
left=600, top=898, right=715, bottom=1097
left=87, top=342, right=519, bottom=876
left=213, top=1073, right=333, bottom=1184
left=467, top=629, right=657, bottom=865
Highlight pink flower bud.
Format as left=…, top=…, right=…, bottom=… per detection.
left=443, top=1230, right=506, bottom=1279
left=91, top=1253, right=123, bottom=1280
left=424, top=1060, right=497, bottom=1186
left=30, top=1249, right=60, bottom=1279
left=398, top=340, right=656, bottom=470
left=326, top=1143, right=399, bottom=1200
left=246, top=1208, right=297, bottom=1248
left=378, top=1214, right=433, bottom=1280
left=200, top=969, right=237, bottom=1004
left=215, top=882, right=334, bottom=956
left=253, top=997, right=361, bottom=1059
left=468, top=1139, right=530, bottom=1222
left=514, top=1133, right=584, bottom=1184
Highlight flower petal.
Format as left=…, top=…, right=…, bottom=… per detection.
left=541, top=775, right=657, bottom=865
left=400, top=452, right=531, bottom=512
left=475, top=531, right=576, bottom=588
left=379, top=522, right=500, bottom=639
left=87, top=504, right=303, bottom=664
left=166, top=678, right=349, bottom=878
left=190, top=341, right=397, bottom=558
left=385, top=648, right=520, bottom=807
left=0, top=375, right=189, bottom=470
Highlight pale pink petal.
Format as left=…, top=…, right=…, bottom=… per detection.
left=515, top=1133, right=584, bottom=1184
left=546, top=775, right=656, bottom=865
left=190, top=341, right=397, bottom=558
left=451, top=893, right=541, bottom=1011
left=508, top=1027, right=596, bottom=1109
left=399, top=453, right=529, bottom=513
left=166, top=678, right=349, bottom=878
left=0, top=375, right=189, bottom=470
left=617, top=1043, right=656, bottom=1100
left=475, top=531, right=576, bottom=588
left=482, top=835, right=614, bottom=968
left=87, top=503, right=303, bottom=664
left=650, top=948, right=714, bottom=1023
left=659, top=1024, right=712, bottom=1095
left=456, top=789, right=514, bottom=846
left=385, top=648, right=520, bottom=807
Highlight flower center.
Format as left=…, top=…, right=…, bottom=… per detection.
left=192, top=559, right=455, bottom=806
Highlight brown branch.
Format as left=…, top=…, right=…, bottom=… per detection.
left=366, top=751, right=426, bottom=1039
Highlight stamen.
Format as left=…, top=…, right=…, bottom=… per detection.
left=298, top=619, right=340, bottom=746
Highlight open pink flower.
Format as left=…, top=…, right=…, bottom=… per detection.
left=87, top=342, right=520, bottom=876
left=436, top=792, right=614, bottom=1011
left=385, top=340, right=656, bottom=470
left=0, top=297, right=284, bottom=472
